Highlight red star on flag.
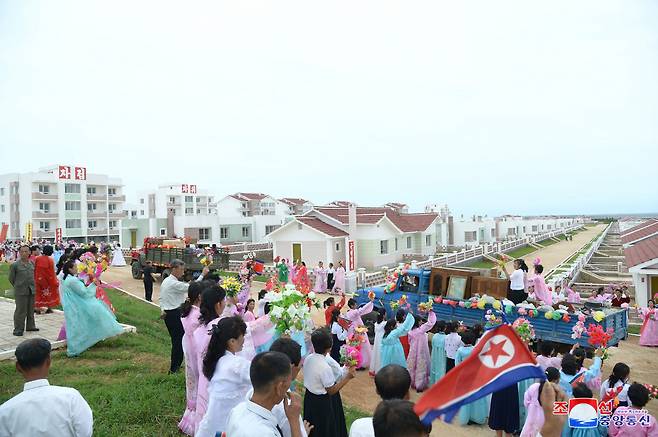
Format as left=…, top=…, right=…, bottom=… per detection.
left=481, top=339, right=510, bottom=367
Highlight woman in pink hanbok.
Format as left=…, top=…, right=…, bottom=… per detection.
left=531, top=262, right=552, bottom=305
left=520, top=367, right=560, bottom=437
left=565, top=285, right=581, bottom=304
left=312, top=261, right=327, bottom=293
left=638, top=300, right=658, bottom=347
left=287, top=259, right=297, bottom=284
left=345, top=296, right=374, bottom=368
left=406, top=311, right=436, bottom=391
left=332, top=261, right=346, bottom=293
left=178, top=283, right=204, bottom=436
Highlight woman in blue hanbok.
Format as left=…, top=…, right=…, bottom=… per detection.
left=61, top=259, right=123, bottom=357
left=380, top=312, right=415, bottom=368
left=456, top=331, right=489, bottom=425
left=430, top=320, right=447, bottom=385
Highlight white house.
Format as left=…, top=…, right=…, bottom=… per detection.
left=624, top=229, right=658, bottom=307
left=0, top=165, right=125, bottom=243
left=215, top=193, right=293, bottom=244
left=279, top=198, right=314, bottom=216
left=450, top=215, right=497, bottom=247
left=267, top=204, right=441, bottom=270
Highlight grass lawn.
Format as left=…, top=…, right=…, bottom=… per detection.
left=468, top=260, right=496, bottom=269
left=628, top=325, right=640, bottom=335
left=504, top=245, right=538, bottom=259
left=0, top=263, right=11, bottom=292
left=0, top=267, right=367, bottom=436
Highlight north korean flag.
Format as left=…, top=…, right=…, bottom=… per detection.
left=414, top=324, right=545, bottom=425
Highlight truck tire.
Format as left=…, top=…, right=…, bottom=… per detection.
left=161, top=269, right=170, bottom=281
left=131, top=262, right=143, bottom=280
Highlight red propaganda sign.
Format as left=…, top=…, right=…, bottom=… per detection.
left=58, top=165, right=72, bottom=179
left=0, top=223, right=8, bottom=243
left=74, top=167, right=87, bottom=180
left=348, top=240, right=355, bottom=271
left=55, top=228, right=62, bottom=244
left=190, top=185, right=197, bottom=194
left=181, top=184, right=189, bottom=193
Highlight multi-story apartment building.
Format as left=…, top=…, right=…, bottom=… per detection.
left=279, top=198, right=314, bottom=216
left=0, top=165, right=125, bottom=243
left=215, top=193, right=291, bottom=243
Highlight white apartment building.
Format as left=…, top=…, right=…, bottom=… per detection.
left=449, top=215, right=497, bottom=247
left=0, top=165, right=125, bottom=243
left=215, top=193, right=291, bottom=244
left=495, top=215, right=582, bottom=240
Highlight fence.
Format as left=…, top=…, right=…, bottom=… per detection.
left=359, top=224, right=583, bottom=287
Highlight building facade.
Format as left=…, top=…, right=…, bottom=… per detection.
left=0, top=165, right=125, bottom=243
left=215, top=193, right=291, bottom=244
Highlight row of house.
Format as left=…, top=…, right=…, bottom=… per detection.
left=622, top=218, right=658, bottom=306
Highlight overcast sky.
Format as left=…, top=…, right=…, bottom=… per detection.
left=1, top=1, right=657, bottom=216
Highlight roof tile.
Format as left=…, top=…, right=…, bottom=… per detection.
left=624, top=234, right=658, bottom=268
left=297, top=217, right=348, bottom=237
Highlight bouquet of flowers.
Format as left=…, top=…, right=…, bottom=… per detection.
left=198, top=248, right=213, bottom=267
left=390, top=294, right=409, bottom=311
left=484, top=310, right=502, bottom=329
left=496, top=254, right=510, bottom=269
left=571, top=320, right=586, bottom=340
left=221, top=276, right=243, bottom=298
left=339, top=342, right=361, bottom=367
left=512, top=317, right=535, bottom=343
left=76, top=251, right=114, bottom=312
left=586, top=323, right=613, bottom=360
left=384, top=270, right=399, bottom=294
left=266, top=284, right=319, bottom=335
left=642, top=383, right=658, bottom=400
left=417, top=298, right=434, bottom=313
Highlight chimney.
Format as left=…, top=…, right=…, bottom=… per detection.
left=348, top=203, right=357, bottom=238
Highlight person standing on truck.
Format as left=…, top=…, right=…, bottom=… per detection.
left=501, top=258, right=529, bottom=305
left=160, top=259, right=209, bottom=374
left=143, top=261, right=155, bottom=302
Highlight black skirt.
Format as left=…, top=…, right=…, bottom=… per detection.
left=508, top=288, right=528, bottom=305
left=488, top=383, right=520, bottom=433
left=331, top=334, right=345, bottom=363
left=327, top=273, right=335, bottom=289
left=304, top=389, right=347, bottom=437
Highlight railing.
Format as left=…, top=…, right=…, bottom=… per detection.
left=31, top=192, right=58, bottom=200
left=86, top=194, right=107, bottom=201
left=32, top=211, right=58, bottom=219
left=221, top=242, right=272, bottom=252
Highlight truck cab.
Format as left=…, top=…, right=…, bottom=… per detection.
left=356, top=268, right=432, bottom=317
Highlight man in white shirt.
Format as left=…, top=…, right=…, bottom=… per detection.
left=349, top=364, right=411, bottom=437
left=226, top=351, right=303, bottom=437
left=159, top=259, right=208, bottom=373
left=0, top=338, right=93, bottom=437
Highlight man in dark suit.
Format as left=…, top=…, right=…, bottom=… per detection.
left=143, top=260, right=155, bottom=302
left=9, top=245, right=38, bottom=336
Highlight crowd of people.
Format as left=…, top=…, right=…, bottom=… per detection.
left=2, top=246, right=658, bottom=437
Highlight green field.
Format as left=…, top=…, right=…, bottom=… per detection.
left=0, top=266, right=366, bottom=436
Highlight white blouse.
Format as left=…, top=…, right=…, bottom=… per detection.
left=510, top=269, right=525, bottom=290
left=331, top=321, right=348, bottom=341
left=600, top=379, right=629, bottom=403
left=303, top=353, right=336, bottom=395
left=196, top=351, right=252, bottom=437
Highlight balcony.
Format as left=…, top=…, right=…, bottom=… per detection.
left=32, top=192, right=58, bottom=200
left=86, top=194, right=107, bottom=201
left=32, top=211, right=58, bottom=219
left=34, top=230, right=55, bottom=238
left=87, top=228, right=108, bottom=236
left=108, top=228, right=120, bottom=234
left=108, top=194, right=126, bottom=202
left=87, top=210, right=107, bottom=218
left=109, top=211, right=127, bottom=218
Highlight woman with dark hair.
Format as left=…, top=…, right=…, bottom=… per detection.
left=195, top=316, right=249, bottom=437
left=638, top=299, right=658, bottom=346
left=380, top=311, right=415, bottom=369
left=242, top=298, right=256, bottom=322
left=293, top=260, right=310, bottom=290
left=530, top=261, right=551, bottom=305
left=502, top=258, right=529, bottom=304
left=344, top=294, right=375, bottom=368
left=34, top=245, right=60, bottom=313
left=323, top=292, right=346, bottom=326
left=191, top=285, right=227, bottom=433
left=330, top=308, right=347, bottom=362
left=60, top=259, right=123, bottom=357
left=600, top=362, right=630, bottom=408
left=178, top=281, right=206, bottom=435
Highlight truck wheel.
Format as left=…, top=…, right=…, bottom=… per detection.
left=161, top=269, right=170, bottom=281
left=131, top=262, right=143, bottom=280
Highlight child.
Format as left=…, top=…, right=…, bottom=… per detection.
left=326, top=262, right=335, bottom=291
left=600, top=362, right=630, bottom=408
left=407, top=311, right=437, bottom=391
left=242, top=298, right=256, bottom=322
left=520, top=367, right=560, bottom=437
left=369, top=307, right=387, bottom=376
left=638, top=300, right=658, bottom=347
left=456, top=330, right=488, bottom=425
left=574, top=347, right=602, bottom=392
left=330, top=308, right=347, bottom=363
left=380, top=312, right=415, bottom=368
left=609, top=383, right=658, bottom=437
left=195, top=316, right=250, bottom=437
left=430, top=320, right=447, bottom=384
left=563, top=383, right=607, bottom=437
left=303, top=328, right=356, bottom=437
left=559, top=351, right=603, bottom=397
left=178, top=282, right=204, bottom=436
left=396, top=309, right=411, bottom=359
left=444, top=321, right=463, bottom=373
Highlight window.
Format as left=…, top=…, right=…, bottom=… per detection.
left=88, top=220, right=97, bottom=229
left=465, top=231, right=477, bottom=242
left=64, top=183, right=80, bottom=194
left=532, top=225, right=538, bottom=232
left=395, top=238, right=398, bottom=251
left=39, top=202, right=50, bottom=212
left=65, top=201, right=81, bottom=211
left=380, top=240, right=388, bottom=254
left=547, top=224, right=552, bottom=230
left=65, top=219, right=81, bottom=229
left=169, top=197, right=176, bottom=204
left=0, top=187, right=3, bottom=195
left=0, top=205, right=4, bottom=213
left=242, top=226, right=250, bottom=238
left=160, top=228, right=167, bottom=236
left=491, top=229, right=495, bottom=237
left=425, top=235, right=432, bottom=246
left=185, top=207, right=194, bottom=214
left=39, top=221, right=50, bottom=231
left=109, top=220, right=117, bottom=229
left=220, top=227, right=228, bottom=239
left=38, top=184, right=49, bottom=194
left=131, top=211, right=137, bottom=218
left=87, top=203, right=97, bottom=211
left=87, top=186, right=96, bottom=195
left=108, top=188, right=117, bottom=196
left=185, top=196, right=193, bottom=202
left=407, top=236, right=412, bottom=249
left=197, top=209, right=201, bottom=214
left=140, top=210, right=144, bottom=216
left=140, top=198, right=144, bottom=204
left=265, top=225, right=277, bottom=235
left=196, top=197, right=201, bottom=202
left=507, top=228, right=516, bottom=236
left=108, top=203, right=117, bottom=212
left=199, top=228, right=210, bottom=240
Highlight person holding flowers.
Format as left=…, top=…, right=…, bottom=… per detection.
left=330, top=308, right=347, bottom=362
left=380, top=311, right=415, bottom=369
left=501, top=258, right=529, bottom=304
left=323, top=292, right=346, bottom=326
left=60, top=259, right=123, bottom=357
left=406, top=309, right=436, bottom=392
left=313, top=261, right=327, bottom=293
left=609, top=383, right=658, bottom=437
left=344, top=296, right=375, bottom=368
left=369, top=308, right=387, bottom=376
left=638, top=299, right=658, bottom=347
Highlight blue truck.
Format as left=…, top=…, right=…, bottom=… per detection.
left=355, top=267, right=628, bottom=347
